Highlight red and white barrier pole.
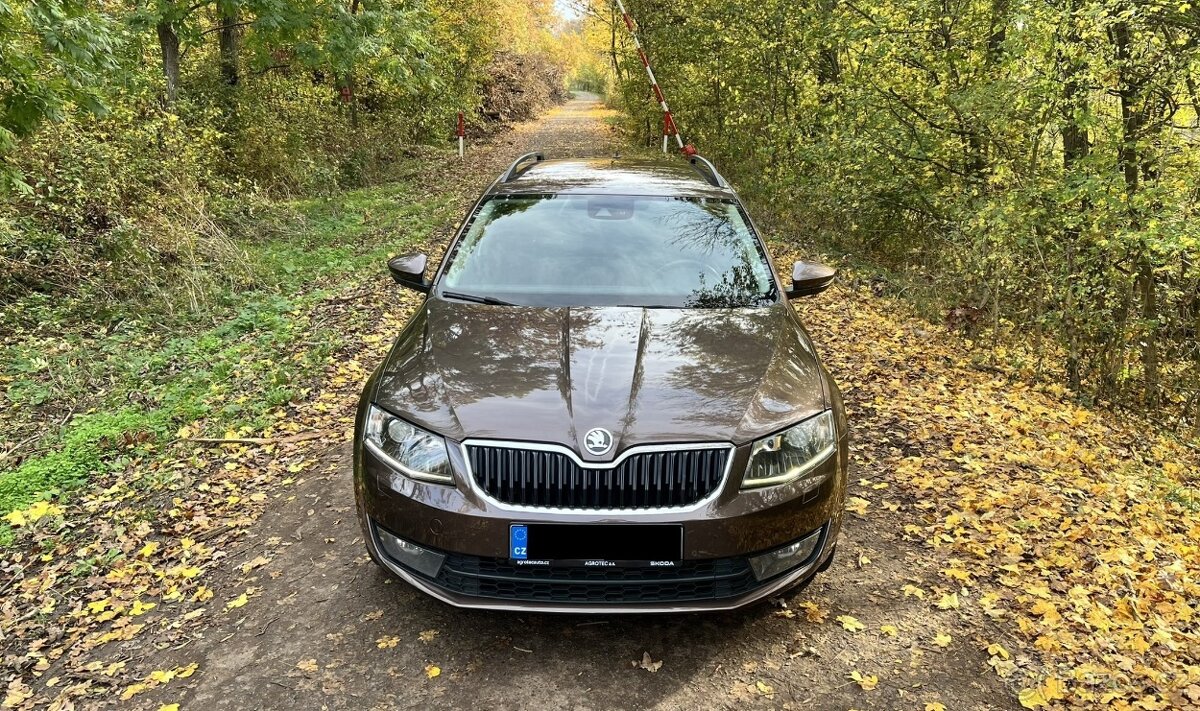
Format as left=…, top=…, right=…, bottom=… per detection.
left=613, top=0, right=685, bottom=153
left=456, top=112, right=465, bottom=159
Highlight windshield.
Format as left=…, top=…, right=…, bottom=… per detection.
left=438, top=195, right=777, bottom=308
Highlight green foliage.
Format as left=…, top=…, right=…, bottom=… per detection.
left=0, top=174, right=454, bottom=530
left=1, top=0, right=573, bottom=313
left=0, top=0, right=118, bottom=191
left=0, top=410, right=150, bottom=515
left=0, top=0, right=570, bottom=528
left=601, top=0, right=1200, bottom=419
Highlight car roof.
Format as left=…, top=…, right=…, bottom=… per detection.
left=487, top=158, right=738, bottom=200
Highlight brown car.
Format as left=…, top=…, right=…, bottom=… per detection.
left=354, top=153, right=847, bottom=612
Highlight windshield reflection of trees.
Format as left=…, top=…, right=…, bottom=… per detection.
left=444, top=196, right=774, bottom=308
left=650, top=199, right=773, bottom=307
left=685, top=251, right=774, bottom=308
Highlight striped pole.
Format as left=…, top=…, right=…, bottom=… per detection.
left=456, top=112, right=465, bottom=160
left=613, top=0, right=684, bottom=153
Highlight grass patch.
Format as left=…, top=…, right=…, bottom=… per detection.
left=0, top=171, right=458, bottom=538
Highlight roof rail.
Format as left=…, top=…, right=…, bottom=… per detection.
left=500, top=152, right=544, bottom=182
left=688, top=155, right=728, bottom=188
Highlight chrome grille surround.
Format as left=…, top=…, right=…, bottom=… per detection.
left=460, top=440, right=733, bottom=512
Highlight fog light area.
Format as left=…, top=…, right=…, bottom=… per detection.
left=375, top=525, right=446, bottom=578
left=748, top=528, right=823, bottom=581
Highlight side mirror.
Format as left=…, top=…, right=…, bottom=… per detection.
left=787, top=261, right=836, bottom=298
left=388, top=254, right=430, bottom=293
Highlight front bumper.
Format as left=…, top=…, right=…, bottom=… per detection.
left=355, top=437, right=845, bottom=612
left=364, top=519, right=834, bottom=613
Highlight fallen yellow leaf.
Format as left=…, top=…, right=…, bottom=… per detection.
left=1018, top=687, right=1048, bottom=708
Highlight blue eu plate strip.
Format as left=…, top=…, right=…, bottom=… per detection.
left=509, top=525, right=528, bottom=560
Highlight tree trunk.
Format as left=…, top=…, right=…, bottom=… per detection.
left=1113, top=20, right=1140, bottom=212
left=962, top=0, right=1007, bottom=184
left=1112, top=18, right=1159, bottom=406
left=815, top=0, right=841, bottom=109
left=157, top=21, right=181, bottom=104
left=346, top=0, right=361, bottom=128
left=610, top=6, right=625, bottom=84
left=1060, top=0, right=1090, bottom=392
left=219, top=10, right=240, bottom=86
left=1139, top=255, right=1160, bottom=407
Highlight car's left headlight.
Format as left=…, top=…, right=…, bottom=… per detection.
left=364, top=405, right=453, bottom=484
left=742, top=411, right=837, bottom=489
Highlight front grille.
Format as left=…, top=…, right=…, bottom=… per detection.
left=434, top=554, right=760, bottom=604
left=466, top=444, right=729, bottom=510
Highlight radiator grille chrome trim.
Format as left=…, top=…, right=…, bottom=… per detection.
left=459, top=439, right=733, bottom=514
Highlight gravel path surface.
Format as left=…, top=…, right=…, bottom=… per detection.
left=122, top=94, right=1017, bottom=711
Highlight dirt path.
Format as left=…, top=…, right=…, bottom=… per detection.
left=102, top=95, right=1017, bottom=710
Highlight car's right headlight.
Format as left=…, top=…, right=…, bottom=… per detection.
left=364, top=405, right=454, bottom=484
left=742, top=411, right=837, bottom=489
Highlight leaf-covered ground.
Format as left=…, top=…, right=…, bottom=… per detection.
left=2, top=94, right=1199, bottom=711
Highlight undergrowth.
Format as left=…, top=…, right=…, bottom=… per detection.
left=0, top=173, right=458, bottom=542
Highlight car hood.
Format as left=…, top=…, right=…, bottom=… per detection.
left=374, top=300, right=828, bottom=461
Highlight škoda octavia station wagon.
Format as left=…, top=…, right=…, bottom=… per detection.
left=354, top=152, right=847, bottom=612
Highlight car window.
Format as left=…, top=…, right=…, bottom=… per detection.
left=439, top=195, right=776, bottom=308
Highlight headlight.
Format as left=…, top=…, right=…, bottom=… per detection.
left=364, top=405, right=453, bottom=484
left=742, top=411, right=837, bottom=489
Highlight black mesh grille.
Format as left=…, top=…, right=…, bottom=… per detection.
left=466, top=445, right=729, bottom=509
left=433, top=554, right=760, bottom=604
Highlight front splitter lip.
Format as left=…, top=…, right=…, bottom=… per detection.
left=363, top=520, right=831, bottom=614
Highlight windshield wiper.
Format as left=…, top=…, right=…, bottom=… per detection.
left=440, top=290, right=516, bottom=306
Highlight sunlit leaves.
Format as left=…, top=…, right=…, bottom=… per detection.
left=3, top=500, right=63, bottom=527
left=849, top=670, right=879, bottom=690
left=0, top=0, right=118, bottom=188
left=783, top=269, right=1200, bottom=707
left=607, top=0, right=1200, bottom=417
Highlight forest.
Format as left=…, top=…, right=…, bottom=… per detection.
left=2, top=0, right=575, bottom=309
left=2, top=0, right=1200, bottom=709
left=599, top=0, right=1200, bottom=421
left=0, top=0, right=579, bottom=517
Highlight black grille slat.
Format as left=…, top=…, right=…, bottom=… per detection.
left=434, top=553, right=759, bottom=604
left=467, top=445, right=727, bottom=510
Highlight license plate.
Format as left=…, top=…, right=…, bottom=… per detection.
left=509, top=523, right=683, bottom=567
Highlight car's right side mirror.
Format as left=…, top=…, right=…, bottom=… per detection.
left=787, top=260, right=836, bottom=298
left=387, top=254, right=431, bottom=293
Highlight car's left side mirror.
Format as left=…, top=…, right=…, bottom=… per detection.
left=787, top=260, right=836, bottom=298
left=388, top=254, right=430, bottom=293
